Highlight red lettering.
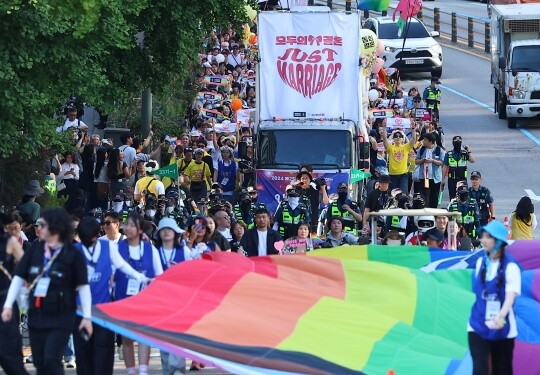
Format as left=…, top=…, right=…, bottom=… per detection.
left=286, top=36, right=297, bottom=45
left=322, top=48, right=337, bottom=62
left=276, top=36, right=286, bottom=45
left=306, top=50, right=322, bottom=64
left=323, top=36, right=333, bottom=45
left=297, top=36, right=307, bottom=45
left=334, top=36, right=343, bottom=46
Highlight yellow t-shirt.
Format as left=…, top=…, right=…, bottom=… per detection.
left=135, top=176, right=160, bottom=199
left=387, top=142, right=412, bottom=175
left=184, top=161, right=212, bottom=189
left=511, top=212, right=534, bottom=240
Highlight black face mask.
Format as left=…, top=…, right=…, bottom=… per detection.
left=458, top=192, right=469, bottom=202
left=453, top=141, right=462, bottom=151
left=338, top=191, right=348, bottom=200
left=240, top=200, right=251, bottom=209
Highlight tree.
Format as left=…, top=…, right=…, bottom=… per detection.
left=0, top=0, right=251, bottom=207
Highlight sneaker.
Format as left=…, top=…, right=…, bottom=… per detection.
left=66, top=359, right=76, bottom=368
left=117, top=346, right=123, bottom=361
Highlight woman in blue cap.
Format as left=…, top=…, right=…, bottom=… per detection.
left=467, top=220, right=521, bottom=375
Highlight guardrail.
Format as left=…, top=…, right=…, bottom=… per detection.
left=312, top=0, right=491, bottom=55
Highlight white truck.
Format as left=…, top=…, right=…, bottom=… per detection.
left=491, top=3, right=540, bottom=128
left=246, top=6, right=370, bottom=214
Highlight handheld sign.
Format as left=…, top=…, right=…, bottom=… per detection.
left=351, top=168, right=372, bottom=183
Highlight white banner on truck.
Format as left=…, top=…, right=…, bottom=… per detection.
left=258, top=12, right=360, bottom=121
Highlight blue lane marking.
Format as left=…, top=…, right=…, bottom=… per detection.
left=423, top=79, right=540, bottom=147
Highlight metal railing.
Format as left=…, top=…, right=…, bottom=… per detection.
left=312, top=1, right=491, bottom=54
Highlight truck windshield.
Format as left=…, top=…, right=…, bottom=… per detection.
left=257, top=130, right=351, bottom=169
left=512, top=46, right=540, bottom=71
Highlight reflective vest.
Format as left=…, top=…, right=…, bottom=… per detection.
left=449, top=198, right=478, bottom=238
left=424, top=87, right=441, bottom=110
left=447, top=150, right=468, bottom=180
left=43, top=178, right=57, bottom=195
left=391, top=215, right=401, bottom=228
left=233, top=205, right=255, bottom=229
left=329, top=202, right=358, bottom=235
left=278, top=203, right=307, bottom=238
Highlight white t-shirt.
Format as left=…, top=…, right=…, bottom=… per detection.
left=56, top=118, right=87, bottom=133
left=257, top=230, right=268, bottom=256
left=227, top=53, right=244, bottom=68
left=60, top=163, right=80, bottom=180
left=218, top=228, right=233, bottom=242
left=127, top=242, right=164, bottom=277
left=467, top=257, right=521, bottom=338
left=119, top=145, right=136, bottom=169
left=99, top=233, right=126, bottom=244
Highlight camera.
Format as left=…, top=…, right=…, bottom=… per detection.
left=313, top=176, right=327, bottom=189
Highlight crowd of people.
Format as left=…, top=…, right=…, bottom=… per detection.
left=0, top=9, right=533, bottom=375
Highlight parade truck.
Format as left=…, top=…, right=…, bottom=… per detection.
left=491, top=3, right=540, bottom=128
left=246, top=6, right=370, bottom=214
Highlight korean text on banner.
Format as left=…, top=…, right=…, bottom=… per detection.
left=258, top=12, right=360, bottom=121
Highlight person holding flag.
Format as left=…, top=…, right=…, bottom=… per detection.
left=134, top=161, right=166, bottom=203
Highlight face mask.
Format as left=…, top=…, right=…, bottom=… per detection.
left=338, top=191, right=348, bottom=200
left=458, top=192, right=468, bottom=202
left=386, top=239, right=402, bottom=246
left=166, top=206, right=174, bottom=214
left=125, top=200, right=132, bottom=208
left=453, top=141, right=462, bottom=151
left=240, top=200, right=251, bottom=209
left=112, top=202, right=123, bottom=212
left=146, top=209, right=156, bottom=218
left=288, top=197, right=300, bottom=208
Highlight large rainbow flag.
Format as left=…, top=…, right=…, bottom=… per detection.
left=92, top=242, right=540, bottom=375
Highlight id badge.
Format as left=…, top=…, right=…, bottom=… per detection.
left=221, top=177, right=229, bottom=186
left=126, top=278, right=141, bottom=296
left=34, top=277, right=51, bottom=297
left=87, top=266, right=95, bottom=283
left=485, top=300, right=501, bottom=322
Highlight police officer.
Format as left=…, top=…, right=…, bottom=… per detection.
left=325, top=182, right=362, bottom=235
left=273, top=185, right=310, bottom=240
left=469, top=171, right=495, bottom=226
left=0, top=216, right=28, bottom=375
left=246, top=186, right=266, bottom=211
left=2, top=208, right=92, bottom=375
left=233, top=192, right=255, bottom=229
left=448, top=183, right=481, bottom=239
left=443, top=136, right=475, bottom=198
left=75, top=217, right=148, bottom=375
left=423, top=77, right=442, bottom=120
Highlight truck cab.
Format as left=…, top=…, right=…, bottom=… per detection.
left=491, top=4, right=540, bottom=128
left=254, top=119, right=368, bottom=214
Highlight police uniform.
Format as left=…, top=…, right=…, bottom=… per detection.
left=0, top=236, right=27, bottom=375
left=445, top=150, right=470, bottom=198
left=423, top=86, right=441, bottom=117
left=469, top=186, right=494, bottom=226
left=233, top=204, right=255, bottom=229
left=448, top=198, right=481, bottom=239
left=274, top=201, right=309, bottom=240
left=13, top=241, right=88, bottom=374
left=325, top=200, right=360, bottom=235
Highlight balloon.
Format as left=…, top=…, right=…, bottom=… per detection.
left=376, top=40, right=385, bottom=56
left=248, top=34, right=257, bottom=46
left=245, top=5, right=257, bottom=21
left=231, top=98, right=243, bottom=111
left=360, top=29, right=378, bottom=57
left=373, top=58, right=385, bottom=74
left=215, top=54, right=225, bottom=64
left=368, top=89, right=379, bottom=102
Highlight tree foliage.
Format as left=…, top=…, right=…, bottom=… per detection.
left=0, top=0, right=252, bottom=206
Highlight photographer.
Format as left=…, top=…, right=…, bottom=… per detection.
left=297, top=166, right=329, bottom=231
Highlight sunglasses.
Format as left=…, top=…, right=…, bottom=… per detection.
left=470, top=177, right=480, bottom=180
left=393, top=134, right=403, bottom=138
left=102, top=221, right=118, bottom=226
left=414, top=100, right=421, bottom=103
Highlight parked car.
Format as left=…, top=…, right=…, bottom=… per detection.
left=363, top=17, right=443, bottom=77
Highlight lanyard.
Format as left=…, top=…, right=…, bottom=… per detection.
left=159, top=247, right=176, bottom=269
left=30, top=247, right=62, bottom=291
left=84, top=243, right=98, bottom=267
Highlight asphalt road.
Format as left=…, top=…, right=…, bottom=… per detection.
left=401, top=43, right=540, bottom=237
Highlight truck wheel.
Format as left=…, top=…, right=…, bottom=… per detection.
left=507, top=117, right=517, bottom=129
left=498, top=95, right=506, bottom=119
left=431, top=67, right=442, bottom=78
